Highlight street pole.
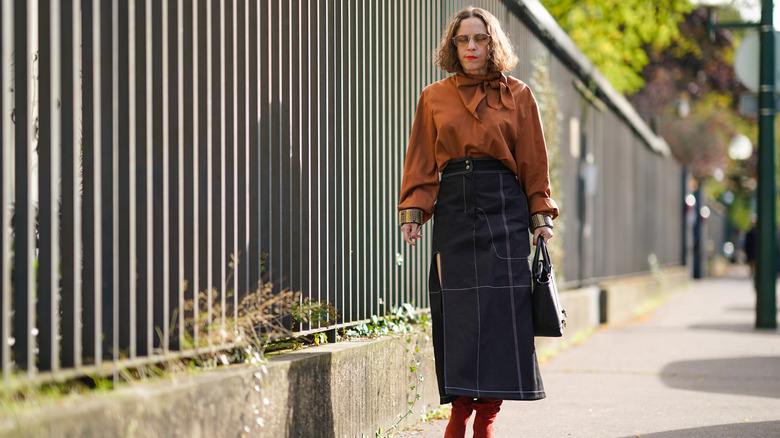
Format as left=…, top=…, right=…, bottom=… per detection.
left=756, top=0, right=777, bottom=329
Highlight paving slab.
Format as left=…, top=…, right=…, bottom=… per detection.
left=396, top=270, right=780, bottom=437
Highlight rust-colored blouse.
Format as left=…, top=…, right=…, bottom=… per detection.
left=398, top=71, right=559, bottom=224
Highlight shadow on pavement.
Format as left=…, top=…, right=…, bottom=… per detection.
left=660, top=356, right=780, bottom=399
left=620, top=420, right=780, bottom=437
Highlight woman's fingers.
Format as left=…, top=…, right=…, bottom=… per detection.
left=401, top=223, right=423, bottom=246
left=533, top=226, right=554, bottom=245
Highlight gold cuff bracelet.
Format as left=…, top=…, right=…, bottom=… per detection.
left=530, top=213, right=553, bottom=230
left=398, top=209, right=424, bottom=227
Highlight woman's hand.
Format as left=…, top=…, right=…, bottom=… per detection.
left=533, top=226, right=553, bottom=245
left=401, top=223, right=423, bottom=246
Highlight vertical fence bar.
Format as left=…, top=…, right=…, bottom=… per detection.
left=268, top=0, right=280, bottom=302
left=394, top=0, right=402, bottom=309
left=225, top=0, right=236, bottom=319
left=12, top=0, right=34, bottom=374
left=38, top=0, right=56, bottom=373
left=209, top=0, right=224, bottom=332
left=127, top=0, right=139, bottom=358
left=347, top=0, right=356, bottom=322
left=333, top=0, right=343, bottom=325
left=135, top=0, right=150, bottom=357
left=247, top=0, right=259, bottom=294
left=367, top=0, right=377, bottom=318
left=181, top=0, right=195, bottom=346
left=354, top=0, right=362, bottom=321
left=324, top=0, right=331, bottom=317
left=295, top=0, right=309, bottom=327
left=202, top=0, right=213, bottom=339
left=236, top=0, right=248, bottom=305
left=60, top=0, right=77, bottom=370
left=101, top=0, right=117, bottom=364
left=181, top=1, right=196, bottom=350
left=81, top=0, right=97, bottom=366
left=277, top=0, right=285, bottom=298
left=163, top=1, right=179, bottom=351
left=175, top=0, right=185, bottom=349
left=1, top=0, right=10, bottom=378
left=368, top=0, right=375, bottom=317
left=196, top=0, right=207, bottom=344
left=151, top=0, right=165, bottom=350
left=327, top=0, right=335, bottom=318
left=168, top=0, right=181, bottom=351
left=357, top=0, right=365, bottom=320
left=52, top=0, right=65, bottom=369
left=257, top=0, right=269, bottom=302
left=345, top=0, right=353, bottom=323
left=289, top=0, right=302, bottom=312
left=117, top=0, right=132, bottom=360
left=389, top=0, right=398, bottom=312
left=378, top=0, right=387, bottom=317
left=110, top=0, right=122, bottom=366
left=310, top=0, right=322, bottom=318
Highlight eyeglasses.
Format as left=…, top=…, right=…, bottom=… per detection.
left=452, top=33, right=491, bottom=47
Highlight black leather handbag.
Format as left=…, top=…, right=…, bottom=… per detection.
left=532, top=236, right=566, bottom=337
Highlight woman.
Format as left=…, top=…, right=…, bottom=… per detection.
left=397, top=7, right=557, bottom=438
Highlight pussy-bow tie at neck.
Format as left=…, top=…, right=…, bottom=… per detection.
left=454, top=71, right=516, bottom=120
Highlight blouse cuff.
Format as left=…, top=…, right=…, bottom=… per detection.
left=529, top=197, right=559, bottom=220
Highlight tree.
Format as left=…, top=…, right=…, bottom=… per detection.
left=629, top=7, right=759, bottom=229
left=543, top=2, right=761, bottom=228
left=541, top=0, right=693, bottom=94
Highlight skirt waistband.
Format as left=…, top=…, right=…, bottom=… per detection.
left=442, top=157, right=512, bottom=176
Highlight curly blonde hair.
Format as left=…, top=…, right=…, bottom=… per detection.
left=436, top=7, right=518, bottom=73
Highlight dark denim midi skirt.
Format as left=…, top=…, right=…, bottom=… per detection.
left=429, top=157, right=545, bottom=404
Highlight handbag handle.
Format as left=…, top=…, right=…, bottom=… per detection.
left=532, top=236, right=552, bottom=284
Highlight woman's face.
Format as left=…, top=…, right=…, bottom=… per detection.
left=455, top=17, right=490, bottom=75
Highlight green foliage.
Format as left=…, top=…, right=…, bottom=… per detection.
left=291, top=298, right=339, bottom=329
left=541, top=0, right=693, bottom=94
left=344, top=303, right=428, bottom=339
left=531, top=55, right=566, bottom=284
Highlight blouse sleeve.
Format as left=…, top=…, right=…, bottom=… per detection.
left=515, top=89, right=559, bottom=219
left=397, top=90, right=439, bottom=224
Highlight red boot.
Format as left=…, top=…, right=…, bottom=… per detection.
left=444, top=397, right=474, bottom=438
left=472, top=398, right=502, bottom=438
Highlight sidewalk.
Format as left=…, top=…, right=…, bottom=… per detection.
left=398, top=269, right=780, bottom=437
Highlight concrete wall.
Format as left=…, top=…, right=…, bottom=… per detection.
left=1, top=329, right=439, bottom=438
left=0, top=267, right=688, bottom=438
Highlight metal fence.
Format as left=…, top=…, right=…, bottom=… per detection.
left=0, top=0, right=684, bottom=383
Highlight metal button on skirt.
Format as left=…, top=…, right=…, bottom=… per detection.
left=429, top=157, right=545, bottom=404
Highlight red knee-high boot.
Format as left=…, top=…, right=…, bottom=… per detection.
left=444, top=397, right=474, bottom=438
left=472, top=398, right=502, bottom=438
